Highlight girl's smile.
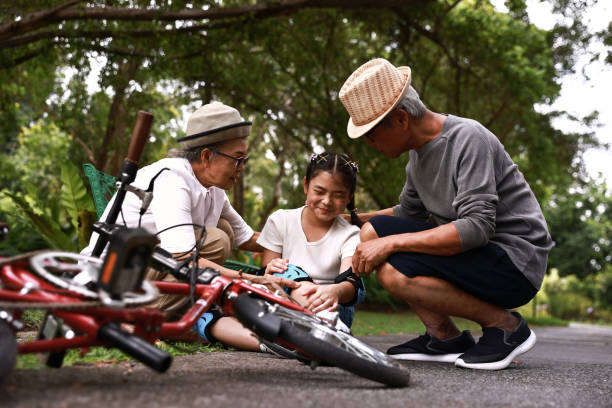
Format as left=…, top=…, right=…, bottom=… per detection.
left=303, top=171, right=352, bottom=225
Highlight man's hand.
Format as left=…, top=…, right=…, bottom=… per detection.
left=352, top=236, right=395, bottom=276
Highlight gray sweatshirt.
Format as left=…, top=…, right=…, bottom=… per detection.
left=393, top=115, right=553, bottom=289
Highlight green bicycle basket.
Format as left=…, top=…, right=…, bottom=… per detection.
left=82, top=163, right=118, bottom=218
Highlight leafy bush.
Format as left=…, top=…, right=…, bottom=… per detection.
left=540, top=268, right=612, bottom=322
left=546, top=292, right=593, bottom=321
left=0, top=120, right=97, bottom=253
left=581, top=266, right=612, bottom=310
left=361, top=273, right=402, bottom=310
left=1, top=161, right=96, bottom=252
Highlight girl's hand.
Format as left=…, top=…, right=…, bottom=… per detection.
left=303, top=284, right=341, bottom=313
left=265, top=258, right=289, bottom=275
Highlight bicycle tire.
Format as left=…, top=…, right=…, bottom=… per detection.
left=233, top=294, right=409, bottom=387
left=0, top=319, right=17, bottom=383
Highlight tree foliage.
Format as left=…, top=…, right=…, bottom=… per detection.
left=0, top=0, right=608, bottom=260
left=544, top=177, right=612, bottom=279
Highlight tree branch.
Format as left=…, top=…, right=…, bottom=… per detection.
left=0, top=0, right=84, bottom=41
left=1, top=0, right=431, bottom=47
left=0, top=20, right=236, bottom=49
left=394, top=7, right=480, bottom=80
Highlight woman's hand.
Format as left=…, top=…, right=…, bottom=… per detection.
left=264, top=258, right=289, bottom=275
left=302, top=284, right=341, bottom=313
left=237, top=271, right=300, bottom=291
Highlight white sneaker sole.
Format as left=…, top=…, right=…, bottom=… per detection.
left=389, top=352, right=463, bottom=363
left=455, top=329, right=537, bottom=370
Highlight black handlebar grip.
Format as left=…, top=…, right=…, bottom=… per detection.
left=126, top=111, right=154, bottom=165
left=97, top=322, right=172, bottom=373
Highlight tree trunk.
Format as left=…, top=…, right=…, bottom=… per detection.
left=94, top=58, right=140, bottom=175
left=258, top=152, right=286, bottom=230
left=233, top=173, right=245, bottom=217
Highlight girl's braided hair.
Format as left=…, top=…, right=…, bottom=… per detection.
left=305, top=152, right=362, bottom=227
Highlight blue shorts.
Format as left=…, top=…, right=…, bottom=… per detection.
left=369, top=216, right=537, bottom=309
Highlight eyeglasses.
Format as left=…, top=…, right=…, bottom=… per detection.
left=216, top=151, right=250, bottom=168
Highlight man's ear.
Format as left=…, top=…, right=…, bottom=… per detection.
left=200, top=148, right=212, bottom=165
left=394, top=108, right=409, bottom=129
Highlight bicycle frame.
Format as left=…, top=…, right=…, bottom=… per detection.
left=0, top=110, right=410, bottom=388
left=1, top=256, right=311, bottom=356
left=0, top=109, right=313, bottom=369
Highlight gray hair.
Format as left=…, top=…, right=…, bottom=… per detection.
left=179, top=140, right=224, bottom=163
left=396, top=86, right=426, bottom=119
left=178, top=137, right=247, bottom=163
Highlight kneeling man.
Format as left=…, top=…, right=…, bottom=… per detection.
left=339, top=58, right=553, bottom=370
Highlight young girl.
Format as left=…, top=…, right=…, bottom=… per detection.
left=195, top=152, right=364, bottom=350
left=258, top=152, right=364, bottom=327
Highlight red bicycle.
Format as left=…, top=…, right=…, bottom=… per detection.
left=0, top=112, right=409, bottom=388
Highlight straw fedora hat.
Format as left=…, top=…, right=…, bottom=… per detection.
left=339, top=58, right=411, bottom=139
left=178, top=102, right=252, bottom=149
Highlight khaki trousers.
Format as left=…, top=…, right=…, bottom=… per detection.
left=146, top=218, right=235, bottom=320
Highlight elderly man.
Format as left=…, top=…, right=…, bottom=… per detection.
left=83, top=102, right=296, bottom=349
left=338, top=58, right=553, bottom=370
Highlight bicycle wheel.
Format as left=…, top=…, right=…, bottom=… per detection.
left=233, top=294, right=409, bottom=388
left=29, top=251, right=158, bottom=307
left=0, top=319, right=17, bottom=383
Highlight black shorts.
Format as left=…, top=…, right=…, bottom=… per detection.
left=369, top=215, right=537, bottom=309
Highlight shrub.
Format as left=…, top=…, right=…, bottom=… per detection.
left=361, top=273, right=403, bottom=310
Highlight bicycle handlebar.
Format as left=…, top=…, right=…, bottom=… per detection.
left=98, top=322, right=172, bottom=372
left=92, top=222, right=219, bottom=284
left=149, top=247, right=220, bottom=284
left=126, top=111, right=154, bottom=165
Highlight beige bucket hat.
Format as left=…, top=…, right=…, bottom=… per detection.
left=339, top=58, right=412, bottom=139
left=178, top=102, right=252, bottom=149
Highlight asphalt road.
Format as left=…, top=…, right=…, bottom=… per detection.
left=3, top=323, right=611, bottom=408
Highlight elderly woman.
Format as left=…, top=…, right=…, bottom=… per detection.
left=82, top=102, right=297, bottom=349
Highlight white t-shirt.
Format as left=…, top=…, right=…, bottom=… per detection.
left=256, top=207, right=360, bottom=284
left=82, top=158, right=253, bottom=255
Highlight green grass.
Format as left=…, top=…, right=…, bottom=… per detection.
left=21, top=310, right=45, bottom=330
left=352, top=310, right=481, bottom=336
left=351, top=310, right=568, bottom=336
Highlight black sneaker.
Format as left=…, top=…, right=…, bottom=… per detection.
left=455, top=312, right=536, bottom=370
left=387, top=330, right=476, bottom=362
